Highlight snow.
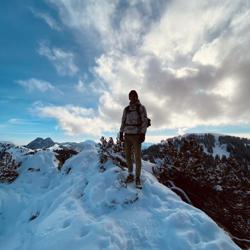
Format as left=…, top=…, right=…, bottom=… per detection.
left=212, top=136, right=230, bottom=158
left=214, top=185, right=223, bottom=192
left=60, top=140, right=97, bottom=152
left=183, top=134, right=230, bottom=159
left=0, top=141, right=14, bottom=145
left=48, top=143, right=61, bottom=150
left=0, top=143, right=240, bottom=250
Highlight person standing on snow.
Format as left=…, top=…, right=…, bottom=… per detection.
left=119, top=90, right=148, bottom=188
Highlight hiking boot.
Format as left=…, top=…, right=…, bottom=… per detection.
left=126, top=174, right=134, bottom=183
left=135, top=177, right=141, bottom=187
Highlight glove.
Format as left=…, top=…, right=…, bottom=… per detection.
left=139, top=133, right=145, bottom=143
left=119, top=132, right=124, bottom=142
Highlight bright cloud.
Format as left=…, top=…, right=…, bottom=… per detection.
left=42, top=0, right=250, bottom=137
left=35, top=104, right=116, bottom=137
left=38, top=43, right=78, bottom=76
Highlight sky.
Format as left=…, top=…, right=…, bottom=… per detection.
left=0, top=0, right=250, bottom=145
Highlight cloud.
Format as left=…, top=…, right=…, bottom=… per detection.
left=44, top=0, right=250, bottom=136
left=7, top=118, right=39, bottom=126
left=35, top=104, right=116, bottom=137
left=16, top=78, right=61, bottom=93
left=8, top=118, right=27, bottom=125
left=48, top=0, right=168, bottom=51
left=75, top=80, right=87, bottom=93
left=38, top=43, right=78, bottom=76
left=30, top=8, right=61, bottom=31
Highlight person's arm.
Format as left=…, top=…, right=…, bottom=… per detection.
left=139, top=105, right=147, bottom=134
left=120, top=108, right=126, bottom=133
left=119, top=108, right=126, bottom=141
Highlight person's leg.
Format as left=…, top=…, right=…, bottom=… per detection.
left=132, top=135, right=142, bottom=179
left=124, top=134, right=133, bottom=174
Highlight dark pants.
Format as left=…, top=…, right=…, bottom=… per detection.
left=124, top=134, right=141, bottom=178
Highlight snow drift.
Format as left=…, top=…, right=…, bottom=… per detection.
left=0, top=141, right=240, bottom=250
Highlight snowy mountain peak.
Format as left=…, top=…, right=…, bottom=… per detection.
left=26, top=137, right=55, bottom=149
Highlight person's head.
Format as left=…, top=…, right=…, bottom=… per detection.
left=129, top=90, right=138, bottom=103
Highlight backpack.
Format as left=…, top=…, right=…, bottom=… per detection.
left=125, top=104, right=151, bottom=128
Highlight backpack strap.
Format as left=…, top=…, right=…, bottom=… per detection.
left=124, top=105, right=130, bottom=126
left=136, top=104, right=142, bottom=125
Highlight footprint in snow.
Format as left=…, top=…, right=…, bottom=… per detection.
left=62, top=219, right=71, bottom=228
left=79, top=227, right=90, bottom=237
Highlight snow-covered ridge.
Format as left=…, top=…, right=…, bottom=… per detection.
left=0, top=140, right=240, bottom=250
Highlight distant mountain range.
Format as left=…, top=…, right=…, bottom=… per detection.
left=25, top=137, right=96, bottom=152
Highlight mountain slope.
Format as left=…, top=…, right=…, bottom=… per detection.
left=26, top=137, right=55, bottom=149
left=142, top=133, right=250, bottom=249
left=0, top=141, right=240, bottom=250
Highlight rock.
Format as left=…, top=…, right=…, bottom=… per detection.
left=26, top=137, right=55, bottom=149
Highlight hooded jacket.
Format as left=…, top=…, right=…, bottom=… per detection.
left=120, top=100, right=148, bottom=134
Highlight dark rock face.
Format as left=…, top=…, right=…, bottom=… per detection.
left=143, top=134, right=250, bottom=249
left=26, top=137, right=55, bottom=149
left=0, top=143, right=21, bottom=183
